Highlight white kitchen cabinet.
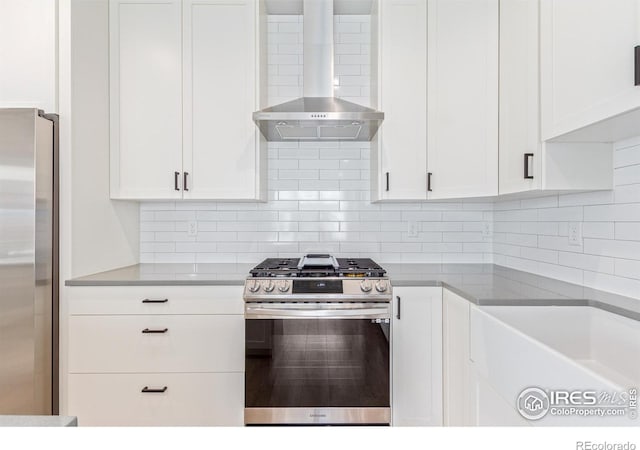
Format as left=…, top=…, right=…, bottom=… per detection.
left=0, top=0, right=57, bottom=112
left=109, top=0, right=183, bottom=199
left=182, top=0, right=264, bottom=200
left=468, top=370, right=530, bottom=426
left=68, top=373, right=243, bottom=426
left=427, top=0, right=499, bottom=199
left=541, top=0, right=640, bottom=141
left=69, top=314, right=244, bottom=373
left=499, top=0, right=541, bottom=195
left=499, top=0, right=614, bottom=195
left=66, top=285, right=244, bottom=426
left=372, top=0, right=428, bottom=201
left=442, top=288, right=471, bottom=426
left=109, top=0, right=265, bottom=200
left=391, top=287, right=442, bottom=426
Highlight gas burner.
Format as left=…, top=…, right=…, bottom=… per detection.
left=249, top=255, right=386, bottom=278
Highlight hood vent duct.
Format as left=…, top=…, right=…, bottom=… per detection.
left=253, top=0, right=384, bottom=142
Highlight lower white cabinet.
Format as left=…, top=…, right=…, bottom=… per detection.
left=66, top=285, right=244, bottom=426
left=68, top=373, right=243, bottom=426
left=442, top=288, right=471, bottom=426
left=391, top=286, right=443, bottom=426
left=69, top=314, right=243, bottom=373
left=468, top=370, right=530, bottom=427
left=442, top=288, right=528, bottom=426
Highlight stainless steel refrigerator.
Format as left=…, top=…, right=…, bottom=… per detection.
left=0, top=108, right=58, bottom=415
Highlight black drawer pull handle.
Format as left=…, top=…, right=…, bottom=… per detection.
left=141, top=386, right=167, bottom=393
left=396, top=296, right=401, bottom=320
left=524, top=153, right=534, bottom=179
left=141, top=298, right=168, bottom=304
left=385, top=172, right=390, bottom=192
left=174, top=171, right=180, bottom=191
left=635, top=45, right=640, bottom=86
left=427, top=172, right=433, bottom=192
left=141, top=328, right=168, bottom=334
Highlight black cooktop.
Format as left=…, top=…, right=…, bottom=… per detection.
left=249, top=256, right=386, bottom=278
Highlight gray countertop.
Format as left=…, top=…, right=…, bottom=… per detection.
left=66, top=263, right=640, bottom=320
left=0, top=415, right=77, bottom=427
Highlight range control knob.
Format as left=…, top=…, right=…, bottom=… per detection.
left=263, top=280, right=275, bottom=293
left=248, top=280, right=261, bottom=293
left=278, top=280, right=291, bottom=292
left=375, top=280, right=388, bottom=293
left=360, top=280, right=373, bottom=293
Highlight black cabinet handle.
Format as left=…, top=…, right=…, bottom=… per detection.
left=141, top=328, right=168, bottom=334
left=174, top=171, right=180, bottom=191
left=385, top=172, right=390, bottom=192
left=141, top=386, right=167, bottom=393
left=396, top=296, right=401, bottom=320
left=142, top=298, right=168, bottom=304
left=427, top=172, right=433, bottom=192
left=183, top=172, right=189, bottom=192
left=524, top=153, right=534, bottom=179
left=635, top=45, right=640, bottom=86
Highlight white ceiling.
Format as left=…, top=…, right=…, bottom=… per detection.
left=264, top=0, right=374, bottom=15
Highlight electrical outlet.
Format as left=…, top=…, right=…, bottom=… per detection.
left=482, top=222, right=493, bottom=238
left=568, top=222, right=582, bottom=246
left=187, top=221, right=198, bottom=237
left=407, top=221, right=419, bottom=238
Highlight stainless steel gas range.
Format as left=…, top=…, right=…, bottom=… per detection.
left=243, top=255, right=392, bottom=425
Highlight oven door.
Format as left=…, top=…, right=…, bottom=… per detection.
left=244, top=302, right=391, bottom=425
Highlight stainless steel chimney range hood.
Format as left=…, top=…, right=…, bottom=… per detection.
left=253, top=0, right=384, bottom=142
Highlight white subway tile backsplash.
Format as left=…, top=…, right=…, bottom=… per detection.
left=614, top=222, right=640, bottom=241
left=493, top=138, right=640, bottom=298
left=537, top=206, right=583, bottom=222
left=558, top=252, right=615, bottom=275
left=615, top=259, right=640, bottom=280
left=582, top=222, right=615, bottom=239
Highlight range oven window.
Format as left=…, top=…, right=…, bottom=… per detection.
left=245, top=319, right=390, bottom=408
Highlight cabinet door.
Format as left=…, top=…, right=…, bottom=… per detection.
left=392, top=287, right=442, bottom=426
left=427, top=0, right=499, bottom=199
left=182, top=0, right=260, bottom=200
left=68, top=373, right=244, bottom=426
left=442, top=288, right=471, bottom=426
left=468, top=369, right=530, bottom=426
left=69, top=314, right=244, bottom=373
left=541, top=0, right=640, bottom=140
left=109, top=0, right=183, bottom=199
left=377, top=0, right=428, bottom=200
left=499, top=0, right=541, bottom=195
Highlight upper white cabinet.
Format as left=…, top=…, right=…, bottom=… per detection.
left=0, top=0, right=57, bottom=112
left=392, top=287, right=443, bottom=426
left=372, top=0, right=498, bottom=201
left=183, top=0, right=262, bottom=200
left=499, top=0, right=541, bottom=195
left=499, top=0, right=613, bottom=195
left=110, top=0, right=265, bottom=200
left=109, top=0, right=183, bottom=199
left=540, top=0, right=640, bottom=141
left=426, top=0, right=499, bottom=199
left=374, top=0, right=428, bottom=201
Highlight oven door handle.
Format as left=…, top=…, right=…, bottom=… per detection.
left=245, top=304, right=391, bottom=320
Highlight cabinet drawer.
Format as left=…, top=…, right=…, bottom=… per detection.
left=69, top=315, right=243, bottom=373
left=68, top=285, right=243, bottom=315
left=68, top=372, right=243, bottom=426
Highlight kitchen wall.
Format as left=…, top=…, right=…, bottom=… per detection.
left=139, top=15, right=494, bottom=265
left=493, top=137, right=640, bottom=299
